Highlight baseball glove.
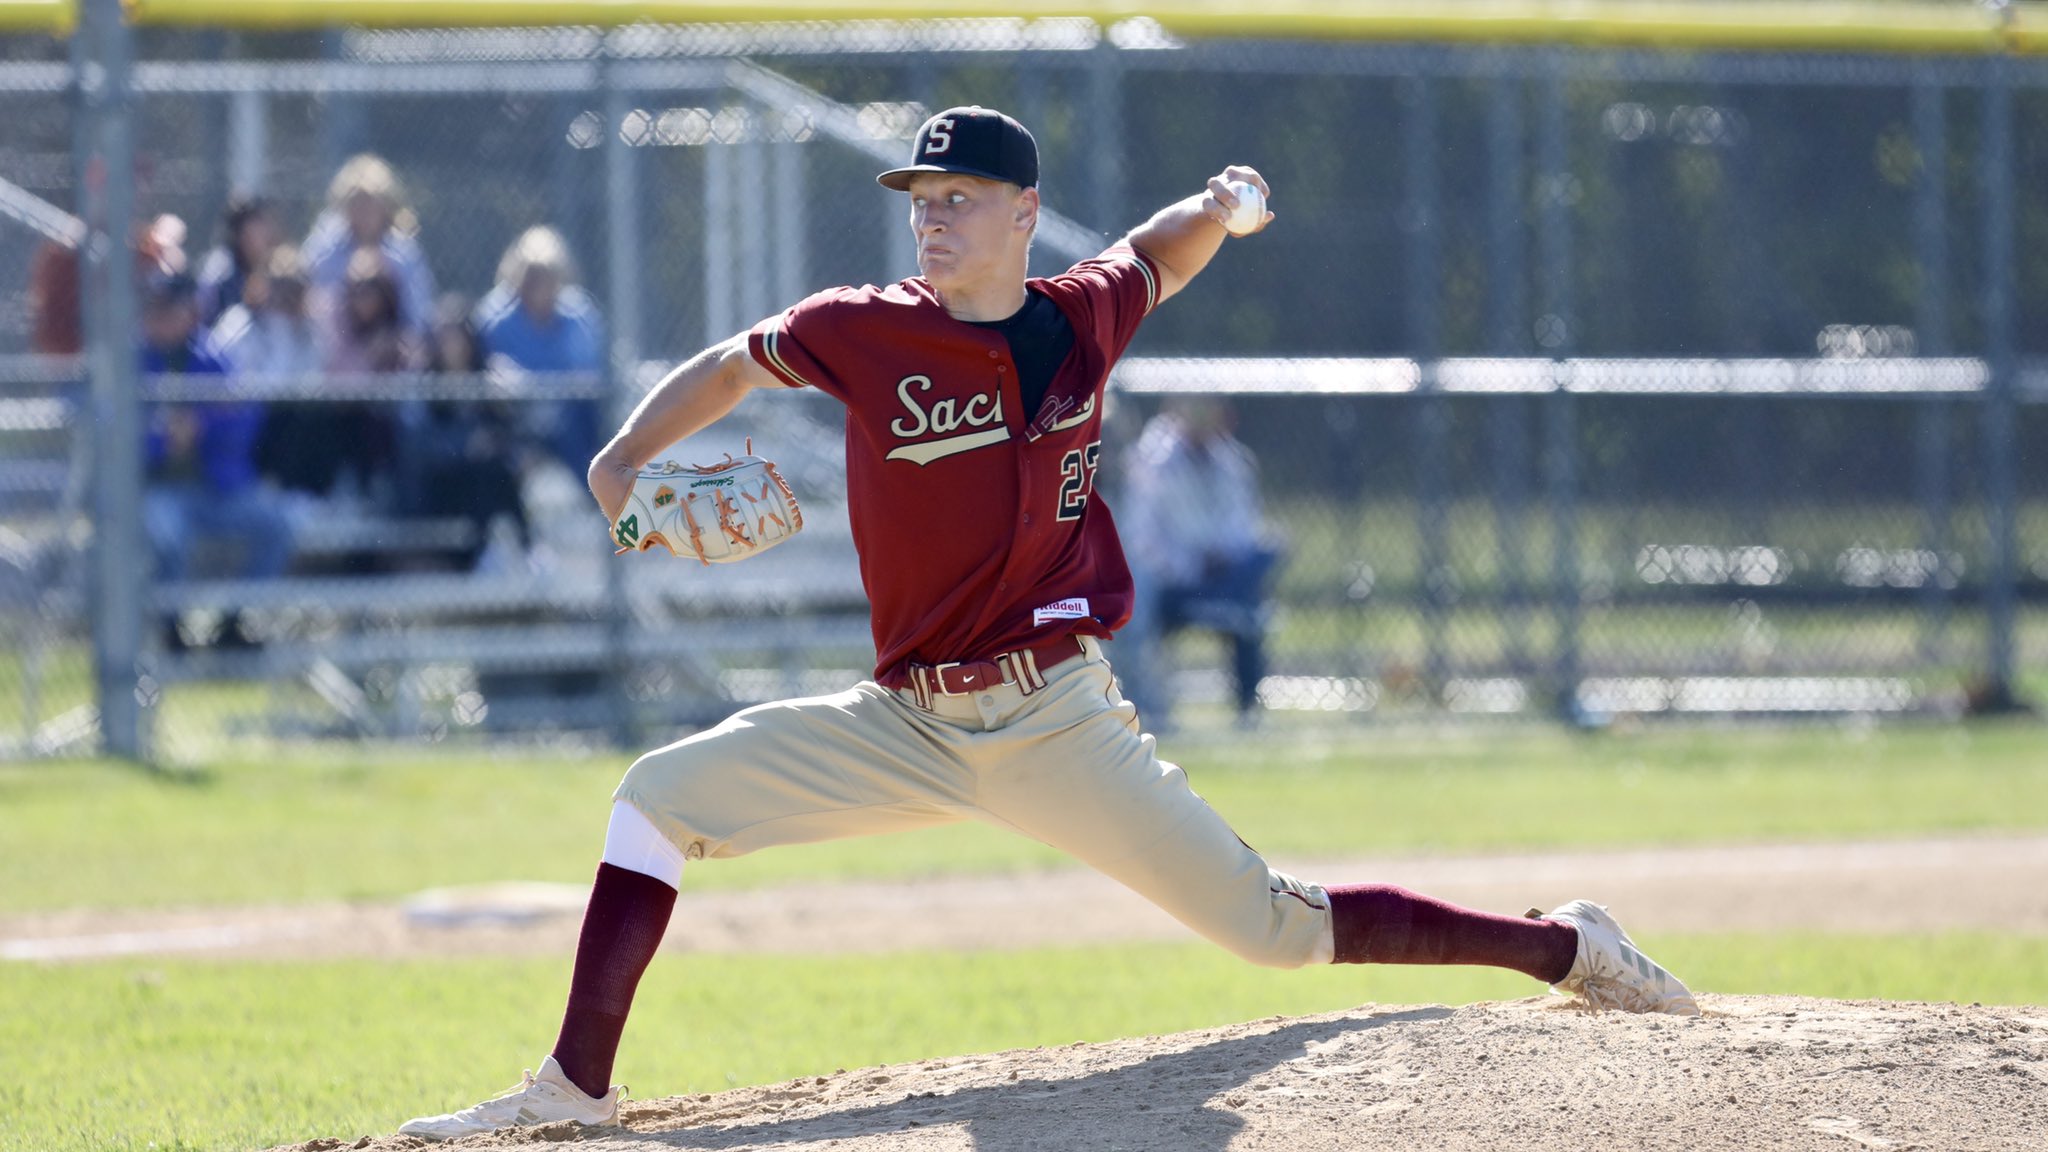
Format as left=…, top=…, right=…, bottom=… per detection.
left=610, top=439, right=804, bottom=565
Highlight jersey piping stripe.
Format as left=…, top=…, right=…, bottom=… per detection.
left=761, top=318, right=816, bottom=389
left=1123, top=250, right=1159, bottom=314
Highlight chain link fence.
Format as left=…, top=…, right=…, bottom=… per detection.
left=7, top=20, right=2044, bottom=760
left=0, top=46, right=89, bottom=757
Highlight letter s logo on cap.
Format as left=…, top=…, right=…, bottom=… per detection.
left=924, top=118, right=954, bottom=156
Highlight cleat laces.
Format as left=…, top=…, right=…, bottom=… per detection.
left=455, top=1069, right=538, bottom=1125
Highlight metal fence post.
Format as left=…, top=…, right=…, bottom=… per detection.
left=770, top=120, right=805, bottom=305
left=1487, top=72, right=1531, bottom=679
left=78, top=0, right=145, bottom=761
left=552, top=92, right=599, bottom=295
left=1089, top=38, right=1125, bottom=239
left=1537, top=56, right=1581, bottom=720
left=227, top=88, right=268, bottom=196
left=319, top=30, right=367, bottom=176
left=1403, top=73, right=1448, bottom=703
left=737, top=102, right=769, bottom=325
left=1978, top=56, right=2019, bottom=710
left=1018, top=58, right=1049, bottom=198
left=603, top=55, right=646, bottom=745
left=704, top=114, right=736, bottom=349
left=888, top=59, right=936, bottom=286
left=1910, top=72, right=1953, bottom=673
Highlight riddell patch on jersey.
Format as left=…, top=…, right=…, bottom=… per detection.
left=1033, top=597, right=1090, bottom=626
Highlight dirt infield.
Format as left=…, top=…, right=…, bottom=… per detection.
left=271, top=995, right=2048, bottom=1151
left=6, top=834, right=2047, bottom=962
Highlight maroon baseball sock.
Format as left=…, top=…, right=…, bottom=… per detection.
left=549, top=862, right=679, bottom=1099
left=1326, top=883, right=1577, bottom=984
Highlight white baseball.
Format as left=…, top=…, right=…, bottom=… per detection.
left=1222, top=179, right=1265, bottom=236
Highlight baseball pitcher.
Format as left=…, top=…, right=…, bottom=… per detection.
left=401, top=106, right=1696, bottom=1140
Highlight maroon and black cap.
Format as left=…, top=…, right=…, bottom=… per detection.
left=876, top=106, right=1038, bottom=192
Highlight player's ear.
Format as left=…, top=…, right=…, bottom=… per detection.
left=1014, top=186, right=1039, bottom=231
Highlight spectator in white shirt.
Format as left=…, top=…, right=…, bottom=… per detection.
left=1118, top=397, right=1284, bottom=729
left=208, top=244, right=320, bottom=383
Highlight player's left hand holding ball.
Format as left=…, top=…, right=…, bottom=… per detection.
left=1205, top=166, right=1273, bottom=237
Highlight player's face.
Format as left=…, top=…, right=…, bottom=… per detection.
left=907, top=173, right=1034, bottom=290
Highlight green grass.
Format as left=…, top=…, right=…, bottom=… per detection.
left=3, top=722, right=2045, bottom=914
left=5, top=934, right=2044, bottom=1152
left=4, top=723, right=2047, bottom=1151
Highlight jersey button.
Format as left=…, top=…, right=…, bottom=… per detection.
left=1021, top=513, right=1031, bottom=524
left=998, top=581, right=1008, bottom=591
left=987, top=350, right=999, bottom=359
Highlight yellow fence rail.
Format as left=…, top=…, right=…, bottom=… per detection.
left=0, top=0, right=69, bottom=33
left=6, top=1, right=2044, bottom=54
left=109, top=0, right=2048, bottom=55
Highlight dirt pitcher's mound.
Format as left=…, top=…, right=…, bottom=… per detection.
left=280, top=994, right=2047, bottom=1152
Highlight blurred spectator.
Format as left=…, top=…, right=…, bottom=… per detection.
left=1118, top=397, right=1283, bottom=729
left=140, top=269, right=293, bottom=591
left=474, top=225, right=605, bottom=472
left=258, top=246, right=418, bottom=510
left=30, top=212, right=184, bottom=356
left=428, top=296, right=484, bottom=375
left=138, top=213, right=190, bottom=279
left=27, top=240, right=81, bottom=355
left=195, top=195, right=282, bottom=327
left=212, top=246, right=319, bottom=536
left=209, top=244, right=320, bottom=381
left=327, top=246, right=425, bottom=375
left=416, top=293, right=534, bottom=572
left=303, top=153, right=437, bottom=337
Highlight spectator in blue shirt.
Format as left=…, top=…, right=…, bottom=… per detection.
left=474, top=226, right=605, bottom=472
left=141, top=269, right=294, bottom=587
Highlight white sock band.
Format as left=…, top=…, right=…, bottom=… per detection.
left=1312, top=913, right=1336, bottom=965
left=600, top=800, right=686, bottom=891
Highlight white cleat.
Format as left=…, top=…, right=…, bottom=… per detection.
left=397, top=1055, right=623, bottom=1141
left=1537, top=899, right=1700, bottom=1016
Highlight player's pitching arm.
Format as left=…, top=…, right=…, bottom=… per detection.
left=587, top=332, right=782, bottom=522
left=1124, top=165, right=1274, bottom=305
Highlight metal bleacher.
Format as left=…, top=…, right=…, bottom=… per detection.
left=144, top=397, right=876, bottom=743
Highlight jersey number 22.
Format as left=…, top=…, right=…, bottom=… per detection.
left=1057, top=441, right=1101, bottom=522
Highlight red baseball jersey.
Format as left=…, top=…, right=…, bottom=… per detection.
left=748, top=244, right=1162, bottom=686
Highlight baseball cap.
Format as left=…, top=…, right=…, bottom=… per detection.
left=876, top=106, right=1038, bottom=192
